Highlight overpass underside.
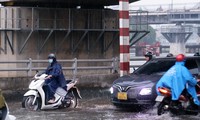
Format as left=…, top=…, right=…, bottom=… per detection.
left=0, top=7, right=147, bottom=59
left=0, top=0, right=149, bottom=77
left=0, top=0, right=138, bottom=8
left=0, top=7, right=124, bottom=77
left=0, top=7, right=121, bottom=59
left=0, top=0, right=144, bottom=61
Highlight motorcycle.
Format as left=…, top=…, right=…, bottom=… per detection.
left=22, top=72, right=82, bottom=111
left=155, top=84, right=200, bottom=116
left=0, top=91, right=16, bottom=120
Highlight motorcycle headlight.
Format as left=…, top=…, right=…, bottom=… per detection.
left=139, top=88, right=152, bottom=95
left=110, top=87, right=114, bottom=94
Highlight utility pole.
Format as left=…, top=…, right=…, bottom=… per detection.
left=119, top=0, right=130, bottom=76
left=171, top=0, right=173, bottom=10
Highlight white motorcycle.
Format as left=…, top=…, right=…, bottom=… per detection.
left=22, top=72, right=82, bottom=111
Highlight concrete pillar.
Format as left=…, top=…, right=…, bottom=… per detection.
left=161, top=25, right=192, bottom=55
left=119, top=0, right=130, bottom=76
left=170, top=43, right=185, bottom=55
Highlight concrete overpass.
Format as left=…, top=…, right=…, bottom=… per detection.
left=0, top=0, right=147, bottom=77
left=0, top=0, right=139, bottom=8
left=131, top=9, right=200, bottom=24
left=130, top=6, right=200, bottom=55
left=0, top=0, right=139, bottom=57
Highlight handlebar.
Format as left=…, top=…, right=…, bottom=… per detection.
left=34, top=73, right=48, bottom=80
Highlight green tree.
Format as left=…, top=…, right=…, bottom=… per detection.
left=130, top=25, right=156, bottom=45
left=140, top=26, right=156, bottom=44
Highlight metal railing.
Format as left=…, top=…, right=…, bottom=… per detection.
left=0, top=57, right=145, bottom=77
left=0, top=58, right=119, bottom=77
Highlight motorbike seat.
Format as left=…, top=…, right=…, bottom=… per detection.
left=56, top=87, right=67, bottom=97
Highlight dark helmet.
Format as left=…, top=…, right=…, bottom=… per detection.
left=194, top=52, right=200, bottom=56
left=166, top=53, right=173, bottom=57
left=144, top=51, right=153, bottom=60
left=144, top=51, right=152, bottom=56
left=48, top=53, right=56, bottom=59
left=176, top=54, right=185, bottom=62
left=144, top=51, right=153, bottom=57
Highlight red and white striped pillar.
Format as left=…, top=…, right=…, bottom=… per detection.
left=119, top=0, right=130, bottom=76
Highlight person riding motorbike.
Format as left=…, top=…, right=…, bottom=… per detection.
left=166, top=53, right=173, bottom=57
left=144, top=51, right=153, bottom=62
left=156, top=54, right=200, bottom=109
left=44, top=53, right=67, bottom=103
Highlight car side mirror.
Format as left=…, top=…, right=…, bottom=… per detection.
left=131, top=67, right=136, bottom=73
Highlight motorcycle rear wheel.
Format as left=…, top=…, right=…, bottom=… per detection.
left=157, top=102, right=167, bottom=115
left=23, top=95, right=40, bottom=111
left=68, top=92, right=78, bottom=108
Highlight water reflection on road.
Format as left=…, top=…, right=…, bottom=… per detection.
left=6, top=88, right=200, bottom=120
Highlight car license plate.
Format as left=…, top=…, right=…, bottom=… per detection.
left=117, top=92, right=127, bottom=100
left=155, top=95, right=164, bottom=102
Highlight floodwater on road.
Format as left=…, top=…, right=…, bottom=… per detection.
left=6, top=88, right=200, bottom=120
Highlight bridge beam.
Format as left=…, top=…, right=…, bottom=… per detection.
left=161, top=25, right=193, bottom=55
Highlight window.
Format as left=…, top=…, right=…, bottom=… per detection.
left=133, top=58, right=199, bottom=76
left=134, top=59, right=175, bottom=75
left=191, top=14, right=198, bottom=18
left=185, top=59, right=198, bottom=74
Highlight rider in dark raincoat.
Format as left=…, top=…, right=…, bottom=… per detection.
left=144, top=51, right=153, bottom=62
left=44, top=53, right=66, bottom=103
left=156, top=54, right=200, bottom=107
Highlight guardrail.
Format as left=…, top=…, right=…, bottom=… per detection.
left=0, top=57, right=145, bottom=77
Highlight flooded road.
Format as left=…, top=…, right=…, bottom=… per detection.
left=6, top=88, right=200, bottom=120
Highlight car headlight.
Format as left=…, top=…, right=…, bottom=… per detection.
left=139, top=88, right=152, bottom=95
left=110, top=87, right=114, bottom=94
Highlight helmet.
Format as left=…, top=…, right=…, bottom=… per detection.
left=144, top=51, right=153, bottom=61
left=166, top=53, right=173, bottom=57
left=176, top=54, right=185, bottom=62
left=194, top=52, right=200, bottom=56
left=48, top=53, right=56, bottom=59
left=144, top=51, right=153, bottom=57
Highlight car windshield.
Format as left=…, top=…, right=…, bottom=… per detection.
left=133, top=59, right=175, bottom=75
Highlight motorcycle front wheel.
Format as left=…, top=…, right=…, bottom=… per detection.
left=22, top=95, right=40, bottom=111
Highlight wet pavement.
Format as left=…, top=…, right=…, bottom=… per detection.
left=6, top=88, right=200, bottom=120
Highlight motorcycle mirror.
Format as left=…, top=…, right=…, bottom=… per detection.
left=72, top=78, right=79, bottom=83
left=36, top=70, right=39, bottom=73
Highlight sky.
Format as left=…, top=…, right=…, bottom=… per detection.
left=109, top=0, right=200, bottom=10
left=130, top=0, right=200, bottom=10
left=132, top=0, right=200, bottom=6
